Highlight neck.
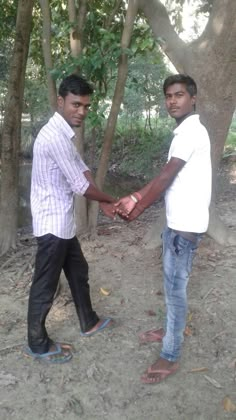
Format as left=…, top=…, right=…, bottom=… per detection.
left=175, top=111, right=195, bottom=126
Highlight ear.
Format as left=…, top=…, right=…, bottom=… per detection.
left=57, top=96, right=64, bottom=109
left=191, top=95, right=196, bottom=107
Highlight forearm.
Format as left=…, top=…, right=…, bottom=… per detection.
left=138, top=174, right=171, bottom=209
left=84, top=183, right=115, bottom=203
left=136, top=158, right=185, bottom=210
left=82, top=170, right=115, bottom=203
left=83, top=170, right=96, bottom=187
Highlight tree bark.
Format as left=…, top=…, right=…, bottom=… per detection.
left=68, top=0, right=87, bottom=57
left=137, top=0, right=236, bottom=245
left=39, top=0, right=57, bottom=112
left=0, top=0, right=34, bottom=256
left=67, top=0, right=89, bottom=234
left=87, top=0, right=139, bottom=235
left=74, top=125, right=89, bottom=234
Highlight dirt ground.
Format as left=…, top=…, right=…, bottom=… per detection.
left=0, top=161, right=236, bottom=420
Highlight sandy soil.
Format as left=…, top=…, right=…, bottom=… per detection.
left=0, top=161, right=236, bottom=420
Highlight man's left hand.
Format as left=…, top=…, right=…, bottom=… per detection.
left=100, top=202, right=116, bottom=219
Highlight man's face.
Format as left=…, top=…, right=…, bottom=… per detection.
left=165, top=83, right=196, bottom=120
left=57, top=93, right=91, bottom=127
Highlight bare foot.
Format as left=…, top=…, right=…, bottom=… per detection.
left=147, top=357, right=179, bottom=373
left=141, top=357, right=179, bottom=384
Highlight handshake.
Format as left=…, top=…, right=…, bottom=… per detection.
left=100, top=192, right=146, bottom=222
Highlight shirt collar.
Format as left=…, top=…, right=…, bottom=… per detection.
left=174, top=114, right=200, bottom=135
left=53, top=112, right=75, bottom=140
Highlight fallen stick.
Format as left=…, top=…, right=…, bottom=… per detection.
left=0, top=343, right=23, bottom=354
left=203, top=287, right=215, bottom=300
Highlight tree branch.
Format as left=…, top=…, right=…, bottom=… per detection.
left=192, top=0, right=236, bottom=55
left=105, top=0, right=123, bottom=29
left=137, top=0, right=187, bottom=72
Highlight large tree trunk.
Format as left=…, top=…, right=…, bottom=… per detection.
left=87, top=0, right=139, bottom=235
left=0, top=0, right=34, bottom=256
left=39, top=0, right=57, bottom=111
left=137, top=0, right=236, bottom=245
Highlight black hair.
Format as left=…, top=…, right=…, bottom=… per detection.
left=58, top=74, right=93, bottom=98
left=163, top=74, right=197, bottom=97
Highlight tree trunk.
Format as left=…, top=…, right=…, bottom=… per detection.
left=67, top=0, right=89, bottom=234
left=87, top=0, right=139, bottom=235
left=39, top=0, right=57, bottom=111
left=68, top=0, right=87, bottom=57
left=75, top=125, right=89, bottom=234
left=137, top=0, right=236, bottom=245
left=0, top=0, right=34, bottom=256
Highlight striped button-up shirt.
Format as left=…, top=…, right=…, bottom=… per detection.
left=31, top=112, right=89, bottom=238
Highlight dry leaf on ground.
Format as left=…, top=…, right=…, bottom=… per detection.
left=222, top=396, right=236, bottom=412
left=100, top=287, right=111, bottom=296
left=184, top=326, right=192, bottom=336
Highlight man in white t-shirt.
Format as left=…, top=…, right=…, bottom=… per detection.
left=116, top=74, right=212, bottom=384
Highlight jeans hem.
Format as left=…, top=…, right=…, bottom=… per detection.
left=160, top=351, right=180, bottom=363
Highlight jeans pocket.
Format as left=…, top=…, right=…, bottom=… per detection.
left=173, top=234, right=190, bottom=256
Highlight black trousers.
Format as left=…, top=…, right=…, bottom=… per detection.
left=27, top=234, right=99, bottom=353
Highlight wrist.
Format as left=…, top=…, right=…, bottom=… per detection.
left=133, top=191, right=142, bottom=201
left=130, top=194, right=138, bottom=204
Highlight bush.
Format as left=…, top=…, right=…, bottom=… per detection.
left=109, top=117, right=174, bottom=179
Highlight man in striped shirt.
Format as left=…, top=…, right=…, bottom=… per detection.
left=26, top=75, right=115, bottom=363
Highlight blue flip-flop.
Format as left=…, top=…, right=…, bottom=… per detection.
left=24, top=343, right=72, bottom=364
left=80, top=318, right=113, bottom=337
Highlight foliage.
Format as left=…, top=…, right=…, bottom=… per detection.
left=0, top=1, right=18, bottom=112
left=1, top=0, right=233, bottom=168
left=225, top=119, right=236, bottom=152
left=123, top=50, right=170, bottom=120
left=161, top=0, right=213, bottom=38
left=109, top=117, right=174, bottom=179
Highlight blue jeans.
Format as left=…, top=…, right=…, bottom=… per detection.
left=160, top=227, right=202, bottom=362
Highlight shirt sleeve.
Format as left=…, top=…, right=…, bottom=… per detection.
left=169, top=133, right=195, bottom=163
left=47, top=134, right=90, bottom=195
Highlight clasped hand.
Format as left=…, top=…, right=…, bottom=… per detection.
left=100, top=195, right=144, bottom=221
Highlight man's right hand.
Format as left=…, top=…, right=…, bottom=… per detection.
left=126, top=202, right=146, bottom=221
left=114, top=195, right=137, bottom=218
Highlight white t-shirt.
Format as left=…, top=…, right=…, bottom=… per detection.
left=165, top=114, right=212, bottom=233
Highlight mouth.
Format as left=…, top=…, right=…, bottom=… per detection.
left=73, top=118, right=83, bottom=124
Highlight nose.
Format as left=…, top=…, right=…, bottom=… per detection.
left=78, top=105, right=86, bottom=116
left=169, top=96, right=177, bottom=105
